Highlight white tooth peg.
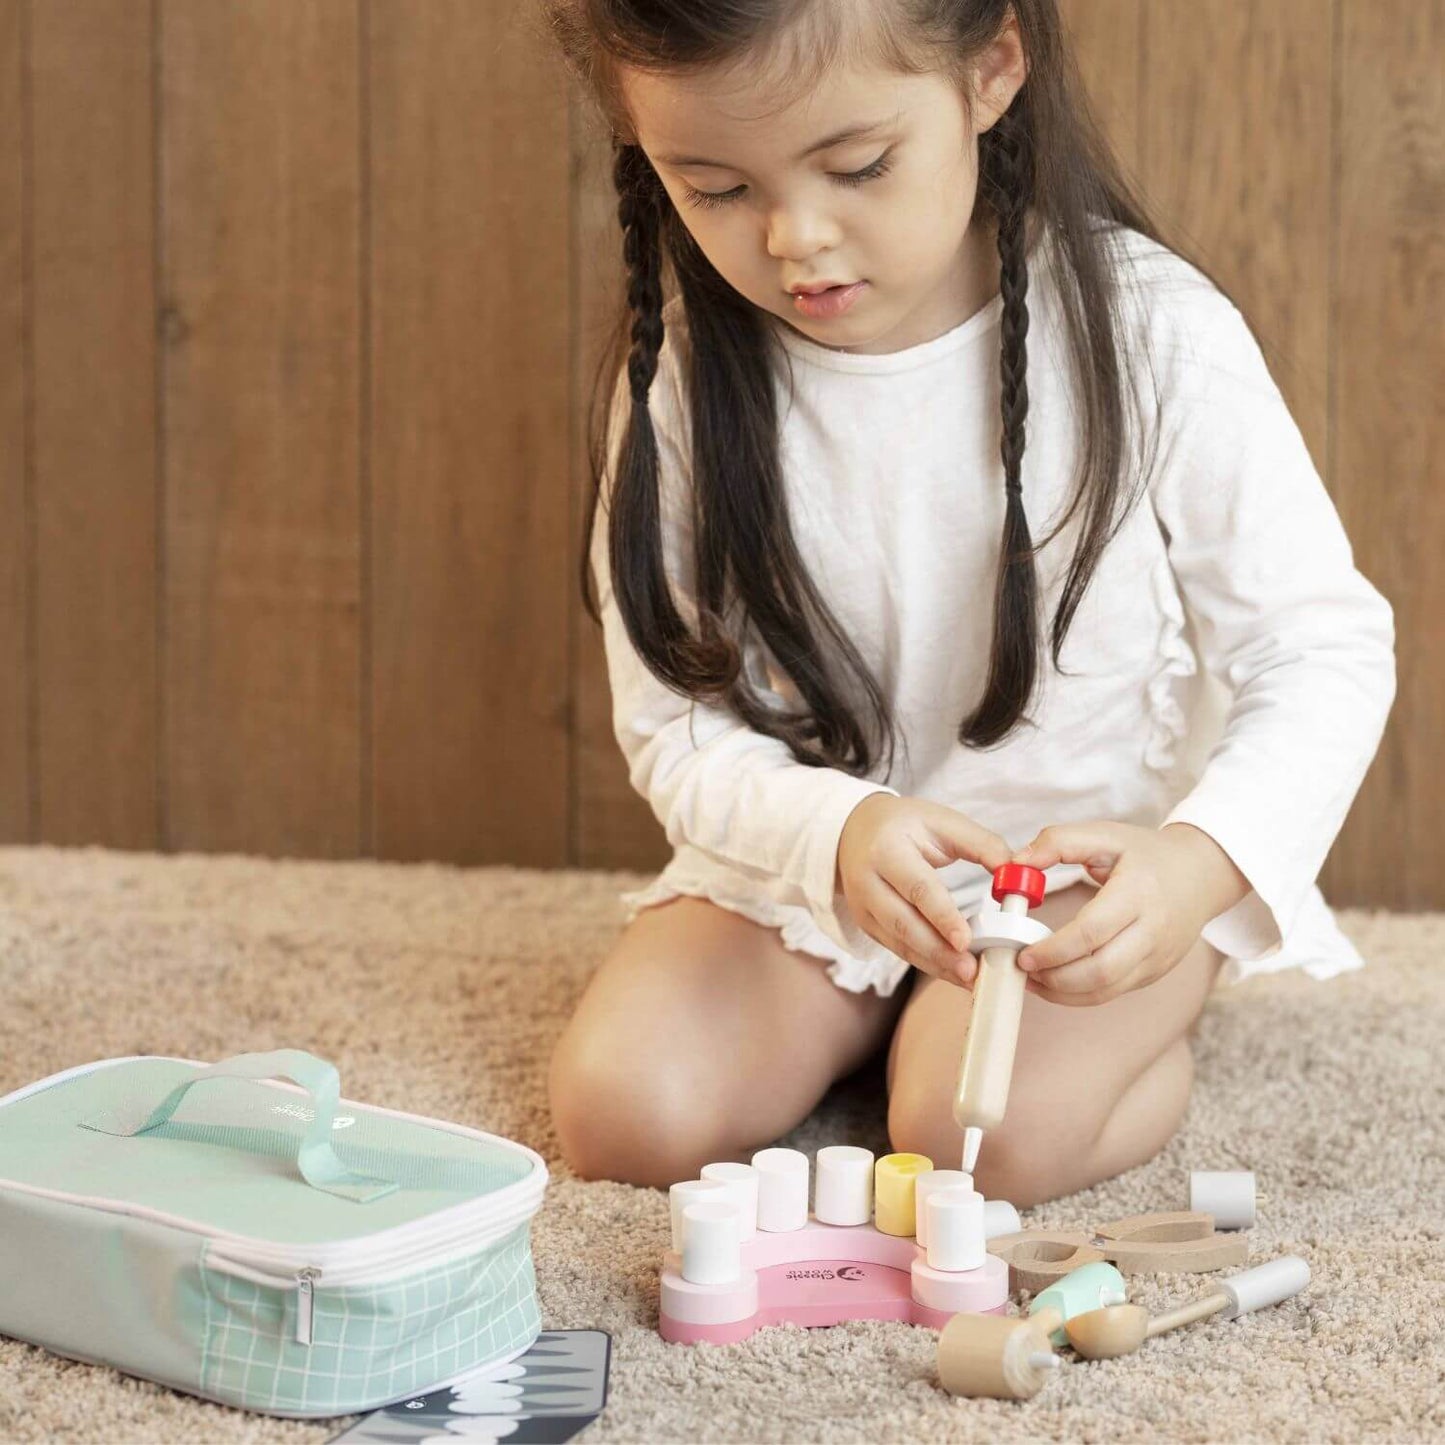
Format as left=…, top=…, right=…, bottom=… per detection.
left=984, top=1199, right=1022, bottom=1239
left=814, top=1145, right=875, bottom=1225
left=926, top=1186, right=987, bottom=1273
left=700, top=1161, right=760, bottom=1239
left=915, top=1170, right=972, bottom=1248
left=681, top=1201, right=741, bottom=1285
left=1189, top=1170, right=1257, bottom=1230
left=668, top=1178, right=728, bottom=1254
left=751, top=1147, right=810, bottom=1231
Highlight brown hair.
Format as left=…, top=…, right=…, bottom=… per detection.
left=542, top=0, right=1237, bottom=780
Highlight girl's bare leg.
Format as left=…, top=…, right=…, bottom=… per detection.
left=549, top=896, right=910, bottom=1188
left=884, top=881, right=1224, bottom=1207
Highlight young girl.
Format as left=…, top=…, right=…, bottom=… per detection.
left=542, top=0, right=1396, bottom=1207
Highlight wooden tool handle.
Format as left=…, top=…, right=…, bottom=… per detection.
left=952, top=946, right=1027, bottom=1131
left=1144, top=1290, right=1229, bottom=1338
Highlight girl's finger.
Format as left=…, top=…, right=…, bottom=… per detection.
left=923, top=807, right=1015, bottom=874
left=1027, top=970, right=1138, bottom=1008
left=865, top=899, right=974, bottom=986
left=1016, top=884, right=1137, bottom=973
left=878, top=843, right=973, bottom=952
left=1023, top=919, right=1150, bottom=1001
left=1014, top=822, right=1125, bottom=875
left=1025, top=974, right=1133, bottom=1008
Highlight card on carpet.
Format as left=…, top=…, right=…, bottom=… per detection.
left=327, top=1330, right=610, bottom=1443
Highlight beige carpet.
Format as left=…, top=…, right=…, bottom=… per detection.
left=0, top=844, right=1441, bottom=1445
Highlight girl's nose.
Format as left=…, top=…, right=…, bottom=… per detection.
left=766, top=208, right=840, bottom=261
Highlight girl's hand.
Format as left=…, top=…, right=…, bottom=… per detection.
left=1008, top=821, right=1246, bottom=1006
left=836, top=794, right=1014, bottom=987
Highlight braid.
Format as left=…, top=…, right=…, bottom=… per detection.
left=960, top=103, right=1042, bottom=747
left=608, top=140, right=734, bottom=690
left=608, top=140, right=682, bottom=671
left=994, top=117, right=1031, bottom=497
left=614, top=140, right=666, bottom=410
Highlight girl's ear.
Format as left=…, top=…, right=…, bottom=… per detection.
left=971, top=10, right=1029, bottom=133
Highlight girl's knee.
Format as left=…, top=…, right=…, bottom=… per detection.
left=886, top=1090, right=1086, bottom=1209
left=978, top=1036, right=1195, bottom=1205
left=887, top=1039, right=1195, bottom=1209
left=548, top=1029, right=725, bottom=1188
left=971, top=1120, right=1089, bottom=1209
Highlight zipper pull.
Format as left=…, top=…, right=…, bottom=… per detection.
left=295, top=1267, right=321, bottom=1345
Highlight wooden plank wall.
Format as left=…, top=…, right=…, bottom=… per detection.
left=1, top=0, right=1438, bottom=908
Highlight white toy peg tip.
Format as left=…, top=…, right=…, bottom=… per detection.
left=962, top=1126, right=983, bottom=1173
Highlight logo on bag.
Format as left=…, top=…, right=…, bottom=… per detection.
left=270, top=1104, right=355, bottom=1129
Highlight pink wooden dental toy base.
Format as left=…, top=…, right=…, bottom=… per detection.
left=659, top=1217, right=1009, bottom=1344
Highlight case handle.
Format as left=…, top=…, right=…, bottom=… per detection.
left=79, top=1049, right=398, bottom=1203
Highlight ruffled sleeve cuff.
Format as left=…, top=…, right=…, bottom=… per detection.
left=803, top=778, right=902, bottom=954
left=1161, top=797, right=1286, bottom=964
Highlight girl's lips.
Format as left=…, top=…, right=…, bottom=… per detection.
left=792, top=281, right=867, bottom=319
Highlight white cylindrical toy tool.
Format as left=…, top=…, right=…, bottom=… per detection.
left=681, top=1201, right=741, bottom=1285
left=668, top=1178, right=728, bottom=1254
left=926, top=1186, right=987, bottom=1273
left=1143, top=1255, right=1311, bottom=1340
left=1218, top=1255, right=1310, bottom=1318
left=700, top=1161, right=760, bottom=1239
left=1189, top=1169, right=1257, bottom=1230
left=814, top=1145, right=874, bottom=1226
left=751, top=1147, right=810, bottom=1232
left=952, top=864, right=1050, bottom=1172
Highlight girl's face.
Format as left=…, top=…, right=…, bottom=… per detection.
left=622, top=24, right=1025, bottom=356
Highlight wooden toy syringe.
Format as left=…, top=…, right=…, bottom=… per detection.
left=953, top=863, right=1051, bottom=1173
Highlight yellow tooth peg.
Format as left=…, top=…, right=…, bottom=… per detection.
left=874, top=1152, right=934, bottom=1237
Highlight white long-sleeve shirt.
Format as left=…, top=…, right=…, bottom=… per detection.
left=592, top=221, right=1396, bottom=998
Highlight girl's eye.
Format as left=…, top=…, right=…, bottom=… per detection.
left=680, top=152, right=894, bottom=211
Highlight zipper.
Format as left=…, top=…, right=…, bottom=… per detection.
left=203, top=1180, right=543, bottom=1286
left=295, top=1268, right=320, bottom=1345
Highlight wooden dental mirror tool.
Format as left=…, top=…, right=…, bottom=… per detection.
left=952, top=863, right=1051, bottom=1171
left=1064, top=1255, right=1311, bottom=1360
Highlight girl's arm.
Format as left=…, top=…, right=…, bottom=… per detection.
left=1148, top=295, right=1397, bottom=964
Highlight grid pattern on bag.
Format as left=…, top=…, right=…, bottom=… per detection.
left=197, top=1226, right=540, bottom=1414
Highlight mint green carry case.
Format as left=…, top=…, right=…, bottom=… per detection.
left=0, top=1049, right=549, bottom=1418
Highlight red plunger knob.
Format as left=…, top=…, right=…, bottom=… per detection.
left=992, top=862, right=1047, bottom=909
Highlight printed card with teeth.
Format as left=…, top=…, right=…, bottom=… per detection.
left=327, top=1330, right=611, bottom=1444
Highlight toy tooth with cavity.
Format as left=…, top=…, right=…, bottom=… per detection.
left=953, top=863, right=1051, bottom=1172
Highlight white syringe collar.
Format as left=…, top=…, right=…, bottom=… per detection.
left=965, top=908, right=1052, bottom=955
